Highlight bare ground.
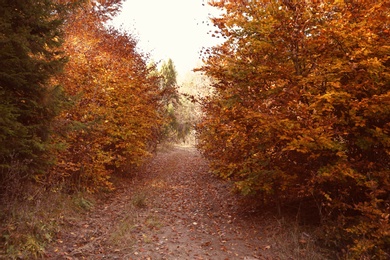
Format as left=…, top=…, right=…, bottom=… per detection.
left=45, top=146, right=329, bottom=260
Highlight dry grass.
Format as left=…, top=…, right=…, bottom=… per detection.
left=0, top=184, right=95, bottom=259
left=131, top=191, right=148, bottom=208
left=144, top=215, right=162, bottom=230
left=108, top=214, right=137, bottom=249
left=264, top=217, right=329, bottom=260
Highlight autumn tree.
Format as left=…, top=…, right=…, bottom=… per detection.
left=0, top=0, right=68, bottom=196
left=49, top=0, right=163, bottom=191
left=198, top=0, right=389, bottom=257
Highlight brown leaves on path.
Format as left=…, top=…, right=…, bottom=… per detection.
left=45, top=146, right=327, bottom=259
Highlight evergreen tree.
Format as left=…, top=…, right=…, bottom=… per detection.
left=0, top=0, right=67, bottom=190
left=157, top=59, right=179, bottom=142
left=160, top=58, right=179, bottom=105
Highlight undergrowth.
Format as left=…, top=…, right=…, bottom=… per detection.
left=0, top=184, right=96, bottom=259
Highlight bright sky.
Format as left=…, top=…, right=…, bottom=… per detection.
left=111, top=0, right=223, bottom=78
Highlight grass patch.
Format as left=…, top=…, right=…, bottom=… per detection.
left=142, top=233, right=153, bottom=244
left=109, top=215, right=137, bottom=248
left=0, top=185, right=96, bottom=259
left=131, top=192, right=148, bottom=208
left=73, top=195, right=95, bottom=211
left=260, top=217, right=330, bottom=260
left=145, top=215, right=162, bottom=230
left=108, top=200, right=139, bottom=251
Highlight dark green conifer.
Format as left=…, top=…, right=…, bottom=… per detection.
left=0, top=0, right=67, bottom=189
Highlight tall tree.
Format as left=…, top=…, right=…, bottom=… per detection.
left=158, top=59, right=181, bottom=142
left=49, top=0, right=164, bottom=191
left=0, top=0, right=67, bottom=194
left=160, top=58, right=179, bottom=105
left=198, top=0, right=389, bottom=257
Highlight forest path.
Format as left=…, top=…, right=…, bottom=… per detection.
left=45, top=146, right=323, bottom=259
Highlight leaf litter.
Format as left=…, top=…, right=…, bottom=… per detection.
left=45, top=146, right=328, bottom=259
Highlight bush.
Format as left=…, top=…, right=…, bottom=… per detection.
left=197, top=0, right=390, bottom=257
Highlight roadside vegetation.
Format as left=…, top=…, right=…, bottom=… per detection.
left=1, top=0, right=388, bottom=259
left=197, top=0, right=389, bottom=258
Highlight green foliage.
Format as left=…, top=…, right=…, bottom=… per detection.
left=0, top=0, right=165, bottom=196
left=198, top=0, right=390, bottom=257
left=160, top=58, right=179, bottom=107
left=0, top=0, right=68, bottom=195
left=0, top=188, right=81, bottom=259
left=158, top=59, right=182, bottom=142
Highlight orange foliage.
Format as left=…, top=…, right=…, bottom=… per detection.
left=49, top=1, right=163, bottom=192
left=198, top=0, right=389, bottom=257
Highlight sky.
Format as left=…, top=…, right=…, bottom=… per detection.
left=110, top=0, right=223, bottom=78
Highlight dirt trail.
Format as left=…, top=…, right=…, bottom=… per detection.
left=46, top=146, right=325, bottom=260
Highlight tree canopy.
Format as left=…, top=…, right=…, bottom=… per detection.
left=48, top=0, right=164, bottom=191
left=197, top=0, right=389, bottom=257
left=0, top=0, right=166, bottom=193
left=0, top=0, right=68, bottom=194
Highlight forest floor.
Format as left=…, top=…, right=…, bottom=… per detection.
left=44, top=145, right=330, bottom=260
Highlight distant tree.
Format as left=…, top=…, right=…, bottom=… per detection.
left=0, top=0, right=68, bottom=195
left=158, top=59, right=181, bottom=142
left=160, top=58, right=179, bottom=105
left=179, top=71, right=213, bottom=144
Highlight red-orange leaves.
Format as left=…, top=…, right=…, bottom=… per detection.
left=198, top=0, right=389, bottom=257
left=50, top=1, right=163, bottom=192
